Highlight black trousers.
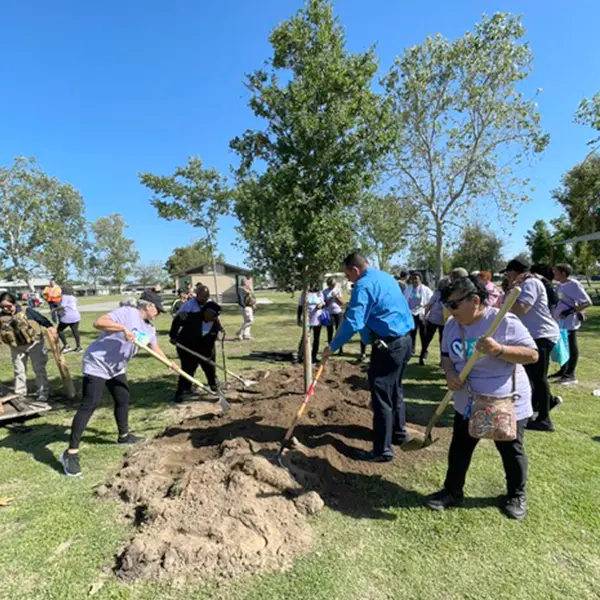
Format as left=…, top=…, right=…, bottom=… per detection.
left=327, top=313, right=343, bottom=351
left=176, top=345, right=217, bottom=396
left=298, top=326, right=322, bottom=363
left=410, top=314, right=426, bottom=355
left=444, top=412, right=528, bottom=499
left=420, top=321, right=444, bottom=360
left=524, top=337, right=556, bottom=424
left=69, top=374, right=130, bottom=449
left=58, top=321, right=81, bottom=348
left=368, top=334, right=412, bottom=457
left=557, top=330, right=579, bottom=378
left=49, top=301, right=60, bottom=324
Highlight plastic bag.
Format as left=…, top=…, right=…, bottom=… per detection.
left=551, top=328, right=570, bottom=367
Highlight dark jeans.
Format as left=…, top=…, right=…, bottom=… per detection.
left=421, top=321, right=444, bottom=361
left=557, top=330, right=579, bottom=378
left=367, top=334, right=412, bottom=457
left=298, top=326, right=322, bottom=363
left=360, top=341, right=367, bottom=356
left=524, top=337, right=556, bottom=424
left=49, top=301, right=60, bottom=324
left=410, top=314, right=426, bottom=355
left=69, top=374, right=130, bottom=449
left=176, top=345, right=217, bottom=397
left=58, top=321, right=81, bottom=348
left=327, top=313, right=343, bottom=352
left=444, top=412, right=528, bottom=499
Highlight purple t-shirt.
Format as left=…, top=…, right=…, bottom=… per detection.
left=442, top=308, right=534, bottom=421
left=516, top=277, right=559, bottom=343
left=553, top=279, right=592, bottom=331
left=426, top=289, right=445, bottom=326
left=82, top=306, right=157, bottom=380
left=298, top=292, right=324, bottom=327
left=323, top=288, right=343, bottom=316
left=59, top=295, right=81, bottom=324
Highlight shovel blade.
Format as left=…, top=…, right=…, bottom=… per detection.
left=401, top=435, right=436, bottom=452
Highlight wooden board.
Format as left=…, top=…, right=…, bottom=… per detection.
left=44, top=330, right=76, bottom=399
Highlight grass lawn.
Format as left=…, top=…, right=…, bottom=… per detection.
left=1, top=293, right=599, bottom=600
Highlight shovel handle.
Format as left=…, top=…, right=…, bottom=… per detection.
left=176, top=343, right=249, bottom=386
left=422, top=286, right=522, bottom=440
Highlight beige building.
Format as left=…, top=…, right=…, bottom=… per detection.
left=177, top=262, right=252, bottom=303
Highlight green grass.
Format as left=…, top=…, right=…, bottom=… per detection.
left=1, top=294, right=599, bottom=600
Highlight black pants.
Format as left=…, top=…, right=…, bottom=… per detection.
left=49, top=301, right=60, bottom=324
left=410, top=315, right=426, bottom=355
left=58, top=321, right=81, bottom=348
left=69, top=374, right=130, bottom=449
left=444, top=412, right=528, bottom=499
left=298, top=326, right=322, bottom=363
left=360, top=342, right=367, bottom=356
left=557, top=330, right=579, bottom=378
left=524, top=337, right=557, bottom=424
left=176, top=346, right=217, bottom=397
left=420, top=321, right=444, bottom=361
left=327, top=313, right=343, bottom=351
left=368, top=334, right=412, bottom=457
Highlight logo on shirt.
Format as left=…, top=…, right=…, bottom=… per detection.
left=132, top=328, right=150, bottom=346
left=450, top=337, right=477, bottom=359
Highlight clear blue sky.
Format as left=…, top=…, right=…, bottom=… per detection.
left=1, top=0, right=599, bottom=269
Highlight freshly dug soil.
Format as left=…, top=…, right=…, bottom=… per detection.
left=104, top=361, right=447, bottom=584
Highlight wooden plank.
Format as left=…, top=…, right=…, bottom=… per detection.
left=44, top=330, right=76, bottom=399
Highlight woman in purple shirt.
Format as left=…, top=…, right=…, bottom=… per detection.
left=424, top=277, right=539, bottom=521
left=56, top=283, right=82, bottom=353
left=420, top=277, right=450, bottom=365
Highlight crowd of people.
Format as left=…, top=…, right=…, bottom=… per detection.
left=0, top=257, right=594, bottom=519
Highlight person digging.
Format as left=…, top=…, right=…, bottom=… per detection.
left=61, top=291, right=177, bottom=477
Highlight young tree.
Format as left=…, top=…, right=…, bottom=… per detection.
left=525, top=220, right=554, bottom=264
left=451, top=223, right=505, bottom=273
left=89, top=214, right=139, bottom=287
left=0, top=157, right=87, bottom=289
left=139, top=157, right=230, bottom=300
left=407, top=237, right=452, bottom=275
left=384, top=13, right=549, bottom=280
left=165, top=241, right=225, bottom=278
left=231, top=0, right=391, bottom=387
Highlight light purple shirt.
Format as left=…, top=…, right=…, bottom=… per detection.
left=553, top=279, right=592, bottom=331
left=442, top=309, right=534, bottom=421
left=298, top=292, right=324, bottom=327
left=404, top=284, right=433, bottom=317
left=82, top=307, right=157, bottom=380
left=517, top=277, right=559, bottom=343
left=323, top=288, right=343, bottom=316
left=426, top=289, right=445, bottom=326
left=59, top=295, right=81, bottom=324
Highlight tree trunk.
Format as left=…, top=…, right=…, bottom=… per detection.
left=302, top=285, right=312, bottom=393
left=435, top=220, right=444, bottom=283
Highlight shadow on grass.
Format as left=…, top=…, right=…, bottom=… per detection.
left=592, top=436, right=600, bottom=443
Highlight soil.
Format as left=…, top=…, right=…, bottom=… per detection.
left=103, top=361, right=448, bottom=584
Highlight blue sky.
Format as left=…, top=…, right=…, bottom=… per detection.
left=1, top=0, right=599, bottom=269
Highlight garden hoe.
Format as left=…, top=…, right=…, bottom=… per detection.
left=402, top=286, right=521, bottom=452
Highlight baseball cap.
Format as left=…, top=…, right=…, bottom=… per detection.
left=203, top=300, right=222, bottom=316
left=140, top=290, right=166, bottom=312
left=501, top=258, right=530, bottom=274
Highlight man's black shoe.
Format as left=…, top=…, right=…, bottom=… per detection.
left=526, top=419, right=555, bottom=432
left=117, top=433, right=145, bottom=445
left=424, top=489, right=464, bottom=511
left=353, top=449, right=393, bottom=463
left=503, top=495, right=527, bottom=520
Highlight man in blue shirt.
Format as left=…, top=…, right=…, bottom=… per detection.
left=322, top=253, right=414, bottom=462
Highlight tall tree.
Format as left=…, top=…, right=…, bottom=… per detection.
left=451, top=223, right=505, bottom=273
left=165, top=241, right=225, bottom=277
left=139, top=157, right=230, bottom=299
left=575, top=91, right=600, bottom=155
left=89, top=214, right=139, bottom=286
left=0, top=157, right=87, bottom=288
left=358, top=193, right=418, bottom=272
left=407, top=237, right=451, bottom=275
left=525, top=220, right=554, bottom=264
left=135, top=262, right=169, bottom=286
left=384, top=13, right=549, bottom=279
left=231, top=0, right=391, bottom=386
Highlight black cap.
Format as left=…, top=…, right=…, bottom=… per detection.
left=203, top=300, right=221, bottom=316
left=140, top=290, right=166, bottom=312
left=502, top=258, right=530, bottom=274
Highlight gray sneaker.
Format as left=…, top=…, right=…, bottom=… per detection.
left=60, top=451, right=82, bottom=477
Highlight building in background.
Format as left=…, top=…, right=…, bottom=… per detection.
left=176, top=262, right=252, bottom=303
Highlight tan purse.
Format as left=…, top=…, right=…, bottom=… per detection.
left=460, top=327, right=518, bottom=442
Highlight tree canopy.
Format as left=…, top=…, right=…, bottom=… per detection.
left=450, top=223, right=505, bottom=273
left=165, top=241, right=225, bottom=277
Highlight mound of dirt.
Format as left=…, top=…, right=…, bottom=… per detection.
left=104, top=361, right=447, bottom=584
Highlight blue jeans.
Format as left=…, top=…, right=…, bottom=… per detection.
left=367, top=334, right=412, bottom=457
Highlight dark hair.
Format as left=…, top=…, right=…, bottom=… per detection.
left=530, top=263, right=554, bottom=281
left=399, top=270, right=408, bottom=278
left=410, top=272, right=422, bottom=281
left=554, top=263, right=573, bottom=277
left=343, top=252, right=368, bottom=270
left=0, top=292, right=17, bottom=305
left=62, top=283, right=74, bottom=295
left=326, top=277, right=336, bottom=287
left=441, top=276, right=488, bottom=304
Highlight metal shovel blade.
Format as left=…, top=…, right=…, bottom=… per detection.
left=218, top=394, right=230, bottom=414
left=401, top=434, right=436, bottom=452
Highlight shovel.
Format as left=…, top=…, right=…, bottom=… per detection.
left=132, top=339, right=230, bottom=414
left=402, top=286, right=521, bottom=452
left=176, top=342, right=258, bottom=389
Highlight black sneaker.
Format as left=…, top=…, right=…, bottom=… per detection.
left=117, top=433, right=145, bottom=445
left=353, top=449, right=393, bottom=463
left=61, top=346, right=72, bottom=354
left=557, top=376, right=578, bottom=386
left=503, top=495, right=527, bottom=520
left=550, top=396, right=563, bottom=412
left=424, top=489, right=464, bottom=511
left=60, top=451, right=82, bottom=477
left=548, top=372, right=563, bottom=380
left=526, top=419, right=555, bottom=432
left=73, top=347, right=83, bottom=354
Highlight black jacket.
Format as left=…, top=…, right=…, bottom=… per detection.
left=170, top=311, right=223, bottom=350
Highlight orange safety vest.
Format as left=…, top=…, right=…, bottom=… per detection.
left=43, top=285, right=62, bottom=303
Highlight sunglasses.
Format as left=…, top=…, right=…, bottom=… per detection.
left=443, top=293, right=473, bottom=310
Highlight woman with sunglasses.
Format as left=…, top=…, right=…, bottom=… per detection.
left=424, top=276, right=538, bottom=520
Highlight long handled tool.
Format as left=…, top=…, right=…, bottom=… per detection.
left=44, top=330, right=76, bottom=399
left=132, top=339, right=230, bottom=414
left=276, top=364, right=324, bottom=465
left=176, top=342, right=258, bottom=388
left=402, top=286, right=522, bottom=452
left=220, top=332, right=228, bottom=387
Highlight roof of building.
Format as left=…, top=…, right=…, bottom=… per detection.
left=0, top=278, right=50, bottom=288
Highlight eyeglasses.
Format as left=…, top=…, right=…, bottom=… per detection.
left=443, top=293, right=473, bottom=310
